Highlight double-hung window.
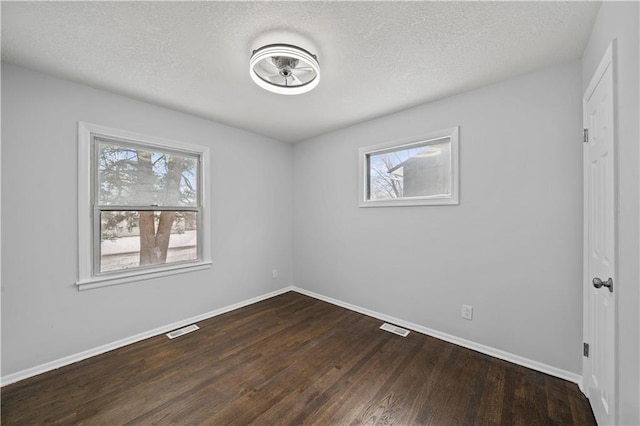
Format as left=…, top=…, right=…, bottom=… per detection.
left=78, top=122, right=211, bottom=290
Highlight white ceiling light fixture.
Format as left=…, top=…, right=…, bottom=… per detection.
left=249, top=44, right=320, bottom=95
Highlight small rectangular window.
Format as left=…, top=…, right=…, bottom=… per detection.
left=359, top=127, right=459, bottom=207
left=78, top=122, right=211, bottom=290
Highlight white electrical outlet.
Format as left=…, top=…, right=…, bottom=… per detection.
left=461, top=304, right=473, bottom=320
left=272, top=269, right=278, bottom=279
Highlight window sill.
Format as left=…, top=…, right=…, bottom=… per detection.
left=359, top=196, right=459, bottom=207
left=76, top=261, right=213, bottom=291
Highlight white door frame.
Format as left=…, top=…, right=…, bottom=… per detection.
left=582, top=39, right=617, bottom=425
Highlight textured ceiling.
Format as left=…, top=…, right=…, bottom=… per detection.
left=1, top=1, right=600, bottom=143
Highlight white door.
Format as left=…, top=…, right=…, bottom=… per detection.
left=583, top=41, right=616, bottom=426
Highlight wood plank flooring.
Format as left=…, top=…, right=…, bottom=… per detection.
left=1, top=291, right=596, bottom=425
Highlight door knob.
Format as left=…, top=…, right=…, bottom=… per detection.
left=592, top=277, right=613, bottom=293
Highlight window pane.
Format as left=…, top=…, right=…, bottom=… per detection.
left=367, top=138, right=451, bottom=201
left=97, top=139, right=199, bottom=207
left=100, top=211, right=198, bottom=273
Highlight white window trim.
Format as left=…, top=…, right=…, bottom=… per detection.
left=358, top=126, right=460, bottom=207
left=77, top=122, right=212, bottom=291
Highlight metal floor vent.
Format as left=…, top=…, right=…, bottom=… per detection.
left=380, top=323, right=410, bottom=337
left=166, top=324, right=199, bottom=339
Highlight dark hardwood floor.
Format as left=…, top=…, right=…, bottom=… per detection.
left=2, top=291, right=596, bottom=425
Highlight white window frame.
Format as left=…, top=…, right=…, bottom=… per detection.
left=77, top=122, right=212, bottom=290
left=359, top=126, right=459, bottom=207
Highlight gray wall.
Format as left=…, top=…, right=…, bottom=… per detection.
left=1, top=64, right=293, bottom=376
left=293, top=61, right=584, bottom=374
left=582, top=2, right=640, bottom=424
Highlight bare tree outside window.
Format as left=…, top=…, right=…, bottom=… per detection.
left=96, top=140, right=200, bottom=272
left=367, top=138, right=451, bottom=201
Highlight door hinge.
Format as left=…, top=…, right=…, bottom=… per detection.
left=583, top=342, right=590, bottom=357
left=583, top=128, right=589, bottom=143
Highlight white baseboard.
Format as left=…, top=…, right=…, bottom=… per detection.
left=1, top=286, right=294, bottom=387
left=2, top=285, right=583, bottom=389
left=291, top=286, right=583, bottom=387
